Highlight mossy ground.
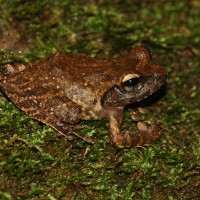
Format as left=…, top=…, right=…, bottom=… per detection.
left=0, top=1, right=199, bottom=199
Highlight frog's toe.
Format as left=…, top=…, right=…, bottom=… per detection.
left=110, top=127, right=161, bottom=148
left=68, top=130, right=94, bottom=144
left=123, top=126, right=161, bottom=147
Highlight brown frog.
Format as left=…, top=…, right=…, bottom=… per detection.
left=0, top=46, right=167, bottom=147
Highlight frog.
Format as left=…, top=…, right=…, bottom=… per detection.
left=0, top=46, right=167, bottom=147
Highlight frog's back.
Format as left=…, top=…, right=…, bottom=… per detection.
left=0, top=51, right=120, bottom=100
left=0, top=51, right=116, bottom=82
left=50, top=52, right=117, bottom=76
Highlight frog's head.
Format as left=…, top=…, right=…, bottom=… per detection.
left=101, top=46, right=168, bottom=107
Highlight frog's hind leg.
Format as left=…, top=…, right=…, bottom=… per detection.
left=43, top=96, right=94, bottom=143
left=20, top=105, right=93, bottom=144
left=50, top=121, right=94, bottom=144
left=1, top=62, right=31, bottom=75
left=30, top=109, right=94, bottom=144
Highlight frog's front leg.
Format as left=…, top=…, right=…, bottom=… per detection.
left=108, top=108, right=160, bottom=147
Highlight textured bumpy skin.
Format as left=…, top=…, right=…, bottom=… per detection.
left=0, top=46, right=167, bottom=147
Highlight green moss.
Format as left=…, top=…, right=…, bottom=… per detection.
left=0, top=1, right=200, bottom=199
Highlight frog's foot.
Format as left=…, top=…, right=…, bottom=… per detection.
left=110, top=124, right=161, bottom=147
left=53, top=123, right=94, bottom=144
left=68, top=128, right=94, bottom=144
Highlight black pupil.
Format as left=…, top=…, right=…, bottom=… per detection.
left=125, top=78, right=139, bottom=87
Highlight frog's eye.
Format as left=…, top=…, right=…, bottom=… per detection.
left=121, top=74, right=139, bottom=92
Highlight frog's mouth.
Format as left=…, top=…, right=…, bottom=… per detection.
left=101, top=74, right=167, bottom=107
